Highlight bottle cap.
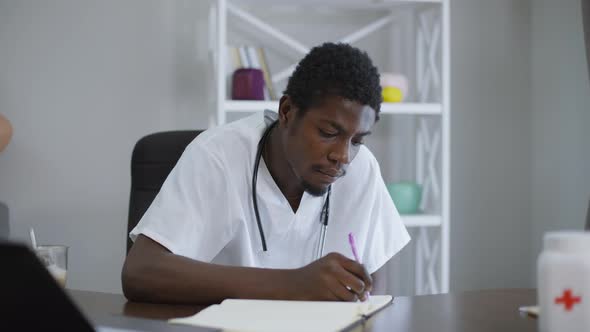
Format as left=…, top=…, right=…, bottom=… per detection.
left=544, top=231, right=590, bottom=252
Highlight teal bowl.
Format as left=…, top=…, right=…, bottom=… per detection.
left=387, top=182, right=422, bottom=214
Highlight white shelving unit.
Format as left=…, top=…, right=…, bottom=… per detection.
left=209, top=0, right=450, bottom=295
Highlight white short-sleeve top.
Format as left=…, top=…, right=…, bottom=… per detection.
left=130, top=111, right=410, bottom=274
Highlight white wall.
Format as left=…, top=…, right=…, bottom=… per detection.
left=450, top=0, right=533, bottom=290
left=0, top=0, right=210, bottom=293
left=530, top=0, right=590, bottom=282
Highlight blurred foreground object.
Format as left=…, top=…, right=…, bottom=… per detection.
left=0, top=113, right=12, bottom=152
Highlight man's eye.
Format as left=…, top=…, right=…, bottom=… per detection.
left=319, top=129, right=338, bottom=137
left=352, top=140, right=364, bottom=146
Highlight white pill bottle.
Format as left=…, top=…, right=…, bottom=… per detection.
left=538, top=231, right=590, bottom=332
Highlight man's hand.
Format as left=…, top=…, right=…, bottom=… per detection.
left=123, top=236, right=372, bottom=304
left=286, top=252, right=372, bottom=302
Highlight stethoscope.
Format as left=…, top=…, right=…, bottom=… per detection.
left=251, top=120, right=331, bottom=260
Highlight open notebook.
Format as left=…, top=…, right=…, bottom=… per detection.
left=169, top=295, right=393, bottom=332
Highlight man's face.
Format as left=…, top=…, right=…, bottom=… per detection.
left=279, top=95, right=376, bottom=197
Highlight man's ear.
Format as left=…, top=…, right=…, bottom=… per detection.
left=278, top=95, right=298, bottom=128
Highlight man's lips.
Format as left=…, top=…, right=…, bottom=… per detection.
left=316, top=168, right=344, bottom=179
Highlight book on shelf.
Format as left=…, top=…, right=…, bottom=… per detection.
left=228, top=46, right=242, bottom=68
left=246, top=45, right=260, bottom=68
left=257, top=47, right=277, bottom=100
left=227, top=45, right=277, bottom=101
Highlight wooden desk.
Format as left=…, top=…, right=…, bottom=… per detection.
left=69, top=288, right=538, bottom=332
left=68, top=289, right=212, bottom=331
left=362, top=289, right=537, bottom=332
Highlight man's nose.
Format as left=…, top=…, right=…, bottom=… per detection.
left=328, top=139, right=353, bottom=165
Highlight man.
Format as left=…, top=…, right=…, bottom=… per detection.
left=122, top=42, right=410, bottom=304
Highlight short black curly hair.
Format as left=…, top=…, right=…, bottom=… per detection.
left=284, top=42, right=381, bottom=119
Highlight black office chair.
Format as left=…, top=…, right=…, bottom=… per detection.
left=0, top=202, right=9, bottom=239
left=127, top=130, right=203, bottom=253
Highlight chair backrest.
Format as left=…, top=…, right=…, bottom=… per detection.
left=127, top=130, right=202, bottom=253
left=0, top=202, right=9, bottom=239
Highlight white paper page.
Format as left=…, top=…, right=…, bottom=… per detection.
left=169, top=295, right=392, bottom=332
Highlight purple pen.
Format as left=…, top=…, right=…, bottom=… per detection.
left=348, top=232, right=361, bottom=262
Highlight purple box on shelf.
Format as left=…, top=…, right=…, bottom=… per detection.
left=231, top=68, right=265, bottom=101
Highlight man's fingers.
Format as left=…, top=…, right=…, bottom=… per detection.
left=336, top=266, right=366, bottom=295
left=328, top=276, right=358, bottom=302
left=318, top=252, right=373, bottom=301
left=340, top=257, right=373, bottom=293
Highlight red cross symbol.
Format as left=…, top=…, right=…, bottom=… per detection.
left=555, top=289, right=582, bottom=311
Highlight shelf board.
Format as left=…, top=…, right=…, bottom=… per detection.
left=224, top=100, right=278, bottom=112
left=224, top=100, right=441, bottom=115
left=233, top=0, right=442, bottom=8
left=402, top=214, right=441, bottom=227
left=381, top=102, right=441, bottom=115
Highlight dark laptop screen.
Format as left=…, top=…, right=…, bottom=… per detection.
left=0, top=241, right=94, bottom=331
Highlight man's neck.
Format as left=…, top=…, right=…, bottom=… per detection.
left=263, top=125, right=304, bottom=212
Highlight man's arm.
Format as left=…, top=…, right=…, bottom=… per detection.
left=122, top=235, right=373, bottom=304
